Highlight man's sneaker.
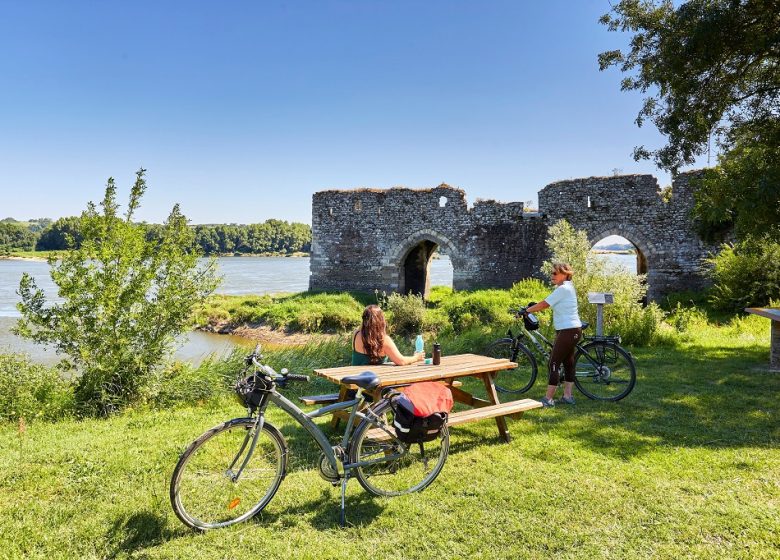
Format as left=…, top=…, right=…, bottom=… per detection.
left=560, top=396, right=576, bottom=405
left=540, top=396, right=555, bottom=408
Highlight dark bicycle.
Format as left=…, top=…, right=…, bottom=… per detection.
left=485, top=307, right=636, bottom=401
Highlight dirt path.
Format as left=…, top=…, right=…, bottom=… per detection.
left=199, top=322, right=343, bottom=346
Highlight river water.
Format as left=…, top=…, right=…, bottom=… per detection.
left=0, top=256, right=454, bottom=364
left=0, top=253, right=634, bottom=364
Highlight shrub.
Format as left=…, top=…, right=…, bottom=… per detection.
left=15, top=170, right=220, bottom=415
left=0, top=354, right=74, bottom=422
left=508, top=278, right=551, bottom=307
left=437, top=289, right=513, bottom=333
left=381, top=292, right=426, bottom=337
left=707, top=236, right=780, bottom=311
left=543, top=219, right=660, bottom=346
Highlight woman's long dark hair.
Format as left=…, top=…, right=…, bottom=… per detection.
left=360, top=305, right=386, bottom=364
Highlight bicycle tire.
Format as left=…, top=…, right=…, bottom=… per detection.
left=573, top=341, right=636, bottom=401
left=349, top=398, right=449, bottom=497
left=485, top=338, right=538, bottom=394
left=170, top=418, right=287, bottom=530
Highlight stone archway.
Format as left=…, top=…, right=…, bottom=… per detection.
left=588, top=227, right=653, bottom=276
left=386, top=230, right=460, bottom=298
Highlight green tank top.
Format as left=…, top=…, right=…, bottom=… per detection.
left=351, top=332, right=387, bottom=366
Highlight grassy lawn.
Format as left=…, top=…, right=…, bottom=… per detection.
left=1, top=333, right=778, bottom=559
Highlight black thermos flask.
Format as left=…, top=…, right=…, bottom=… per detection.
left=432, top=343, right=441, bottom=365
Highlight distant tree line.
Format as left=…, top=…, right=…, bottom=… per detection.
left=1, top=216, right=311, bottom=255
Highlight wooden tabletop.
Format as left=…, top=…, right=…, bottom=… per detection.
left=745, top=307, right=780, bottom=321
left=314, top=353, right=517, bottom=387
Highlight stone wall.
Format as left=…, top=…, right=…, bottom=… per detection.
left=310, top=171, right=718, bottom=301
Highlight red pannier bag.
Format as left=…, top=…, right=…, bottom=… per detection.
left=392, top=382, right=454, bottom=444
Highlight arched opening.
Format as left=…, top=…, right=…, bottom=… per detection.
left=402, top=240, right=437, bottom=297
left=429, top=248, right=454, bottom=289
left=590, top=235, right=648, bottom=275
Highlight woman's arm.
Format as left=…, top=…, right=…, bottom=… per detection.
left=526, top=300, right=550, bottom=314
left=383, top=335, right=424, bottom=365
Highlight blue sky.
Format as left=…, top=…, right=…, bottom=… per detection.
left=0, top=1, right=704, bottom=225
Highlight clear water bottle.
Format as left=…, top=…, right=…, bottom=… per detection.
left=415, top=334, right=424, bottom=355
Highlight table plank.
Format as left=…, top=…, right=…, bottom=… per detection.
left=745, top=307, right=780, bottom=321
left=314, top=353, right=516, bottom=387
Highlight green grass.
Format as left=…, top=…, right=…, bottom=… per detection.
left=1, top=250, right=66, bottom=259
left=1, top=319, right=778, bottom=559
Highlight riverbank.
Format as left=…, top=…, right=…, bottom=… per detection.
left=198, top=320, right=341, bottom=346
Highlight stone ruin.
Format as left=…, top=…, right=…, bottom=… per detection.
left=309, top=171, right=720, bottom=301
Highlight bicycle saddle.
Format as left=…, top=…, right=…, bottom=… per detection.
left=341, top=371, right=380, bottom=391
left=581, top=322, right=590, bottom=330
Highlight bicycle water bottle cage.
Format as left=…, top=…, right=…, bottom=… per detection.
left=523, top=313, right=540, bottom=331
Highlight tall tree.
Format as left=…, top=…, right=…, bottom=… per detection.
left=599, top=0, right=780, bottom=239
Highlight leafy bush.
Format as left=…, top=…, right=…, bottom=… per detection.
left=15, top=170, right=220, bottom=415
left=436, top=289, right=513, bottom=333
left=380, top=292, right=426, bottom=337
left=0, top=355, right=74, bottom=422
left=543, top=219, right=661, bottom=346
left=508, top=279, right=551, bottom=308
left=707, top=236, right=780, bottom=311
left=666, top=302, right=710, bottom=335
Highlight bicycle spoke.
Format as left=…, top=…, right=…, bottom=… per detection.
left=171, top=420, right=287, bottom=530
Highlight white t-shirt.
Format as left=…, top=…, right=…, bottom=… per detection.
left=544, top=281, right=582, bottom=330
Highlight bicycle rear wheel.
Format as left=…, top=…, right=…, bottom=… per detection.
left=349, top=399, right=449, bottom=497
left=574, top=341, right=636, bottom=401
left=170, top=418, right=287, bottom=530
left=485, top=338, right=538, bottom=394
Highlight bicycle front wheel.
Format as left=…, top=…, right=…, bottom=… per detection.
left=485, top=338, right=538, bottom=394
left=349, top=399, right=449, bottom=497
left=574, top=341, right=636, bottom=401
left=170, top=418, right=288, bottom=530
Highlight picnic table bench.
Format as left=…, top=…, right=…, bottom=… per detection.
left=745, top=308, right=780, bottom=372
left=311, top=353, right=542, bottom=443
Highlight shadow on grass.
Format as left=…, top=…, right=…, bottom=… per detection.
left=539, top=344, right=780, bottom=459
left=108, top=510, right=177, bottom=555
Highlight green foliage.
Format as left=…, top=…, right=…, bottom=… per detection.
left=197, top=292, right=364, bottom=333
left=0, top=354, right=74, bottom=422
left=543, top=219, right=660, bottom=345
left=35, top=216, right=84, bottom=250
left=693, top=120, right=780, bottom=241
left=600, top=1, right=780, bottom=244
left=599, top=0, right=780, bottom=172
left=193, top=220, right=311, bottom=255
left=144, top=352, right=246, bottom=408
left=379, top=291, right=427, bottom=337
left=266, top=293, right=362, bottom=332
left=437, top=289, right=513, bottom=333
left=508, top=278, right=553, bottom=306
left=14, top=170, right=221, bottom=415
left=706, top=236, right=780, bottom=311
left=0, top=221, right=37, bottom=252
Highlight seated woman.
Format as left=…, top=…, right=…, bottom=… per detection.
left=352, top=304, right=424, bottom=366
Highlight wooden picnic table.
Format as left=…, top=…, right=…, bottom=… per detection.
left=313, top=353, right=542, bottom=443
left=745, top=308, right=780, bottom=372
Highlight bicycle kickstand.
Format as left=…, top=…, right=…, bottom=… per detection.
left=339, top=474, right=349, bottom=528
